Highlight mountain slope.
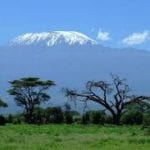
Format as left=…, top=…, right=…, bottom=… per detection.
left=1, top=31, right=150, bottom=113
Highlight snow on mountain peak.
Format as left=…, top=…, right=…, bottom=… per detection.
left=12, top=31, right=97, bottom=46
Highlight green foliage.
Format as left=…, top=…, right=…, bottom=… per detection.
left=63, top=103, right=73, bottom=124
left=45, top=107, right=64, bottom=123
left=0, top=115, right=6, bottom=125
left=82, top=110, right=106, bottom=124
left=6, top=113, right=24, bottom=124
left=70, top=111, right=80, bottom=116
left=105, top=115, right=114, bottom=124
left=7, top=114, right=13, bottom=123
left=0, top=98, right=8, bottom=126
left=122, top=111, right=143, bottom=125
left=64, top=111, right=73, bottom=124
left=121, top=103, right=150, bottom=125
left=143, top=110, right=150, bottom=127
left=73, top=116, right=82, bottom=123
left=82, top=111, right=90, bottom=124
left=32, top=107, right=46, bottom=124
left=8, top=77, right=55, bottom=106
left=90, top=110, right=105, bottom=124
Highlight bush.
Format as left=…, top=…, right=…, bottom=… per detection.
left=6, top=113, right=24, bottom=124
left=0, top=115, right=6, bottom=125
left=64, top=111, right=73, bottom=124
left=105, top=115, right=113, bottom=124
left=73, top=116, right=82, bottom=123
left=90, top=111, right=105, bottom=124
left=45, top=107, right=64, bottom=123
left=81, top=110, right=106, bottom=124
left=7, top=114, right=13, bottom=123
left=143, top=111, right=150, bottom=127
left=32, top=107, right=45, bottom=124
left=81, top=112, right=90, bottom=124
left=121, top=111, right=143, bottom=125
left=12, top=117, right=22, bottom=124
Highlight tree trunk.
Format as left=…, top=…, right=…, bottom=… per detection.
left=112, top=114, right=121, bottom=125
left=25, top=108, right=34, bottom=123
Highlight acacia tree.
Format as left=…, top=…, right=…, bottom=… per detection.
left=8, top=77, right=55, bottom=123
left=65, top=75, right=150, bottom=125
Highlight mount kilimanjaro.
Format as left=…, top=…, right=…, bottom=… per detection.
left=0, top=31, right=150, bottom=113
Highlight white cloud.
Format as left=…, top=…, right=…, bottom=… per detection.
left=122, top=31, right=150, bottom=46
left=97, top=30, right=111, bottom=41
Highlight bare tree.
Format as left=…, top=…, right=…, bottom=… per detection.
left=64, top=75, right=150, bottom=125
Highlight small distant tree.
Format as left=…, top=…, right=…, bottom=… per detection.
left=8, top=77, right=55, bottom=123
left=65, top=75, right=150, bottom=125
left=0, top=98, right=8, bottom=108
left=0, top=98, right=8, bottom=125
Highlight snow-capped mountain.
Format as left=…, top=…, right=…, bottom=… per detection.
left=1, top=30, right=150, bottom=113
left=12, top=31, right=97, bottom=47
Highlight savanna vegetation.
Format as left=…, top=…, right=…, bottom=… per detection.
left=0, top=124, right=150, bottom=150
left=0, top=75, right=150, bottom=149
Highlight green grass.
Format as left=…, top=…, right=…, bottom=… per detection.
left=0, top=124, right=150, bottom=150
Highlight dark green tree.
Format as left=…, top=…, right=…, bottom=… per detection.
left=8, top=77, right=55, bottom=123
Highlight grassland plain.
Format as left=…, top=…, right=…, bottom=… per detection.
left=0, top=124, right=150, bottom=150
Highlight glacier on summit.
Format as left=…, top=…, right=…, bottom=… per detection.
left=12, top=31, right=97, bottom=47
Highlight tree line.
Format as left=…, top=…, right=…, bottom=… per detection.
left=0, top=75, right=150, bottom=126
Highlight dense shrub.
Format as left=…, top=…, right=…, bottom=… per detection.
left=121, top=111, right=143, bottom=125
left=64, top=111, right=73, bottom=124
left=82, top=112, right=90, bottom=124
left=73, top=116, right=82, bottom=123
left=105, top=115, right=113, bottom=124
left=0, top=115, right=6, bottom=125
left=81, top=110, right=106, bottom=124
left=7, top=114, right=13, bottom=123
left=32, top=107, right=45, bottom=124
left=45, top=107, right=64, bottom=123
left=90, top=111, right=105, bottom=124
left=143, top=111, right=150, bottom=127
left=6, top=113, right=24, bottom=124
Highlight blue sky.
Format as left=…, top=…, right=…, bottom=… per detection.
left=0, top=0, right=150, bottom=49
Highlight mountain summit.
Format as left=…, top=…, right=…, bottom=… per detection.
left=12, top=31, right=97, bottom=47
